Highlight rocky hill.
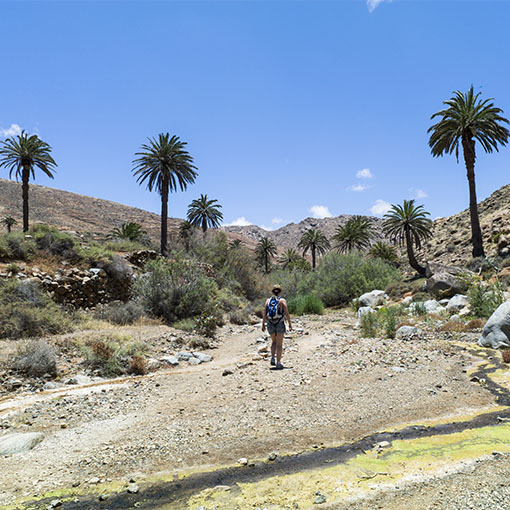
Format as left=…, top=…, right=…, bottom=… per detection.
left=224, top=215, right=386, bottom=249
left=0, top=178, right=252, bottom=247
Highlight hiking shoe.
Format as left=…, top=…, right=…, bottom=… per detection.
left=276, top=362, right=284, bottom=370
left=270, top=357, right=276, bottom=366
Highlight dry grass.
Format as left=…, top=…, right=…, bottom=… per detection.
left=440, top=321, right=467, bottom=333
left=465, top=318, right=486, bottom=330
left=129, top=355, right=148, bottom=375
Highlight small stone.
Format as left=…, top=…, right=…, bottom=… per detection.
left=268, top=452, right=278, bottom=461
left=314, top=493, right=327, bottom=504
left=127, top=483, right=139, bottom=494
left=99, top=494, right=108, bottom=501
left=88, top=477, right=100, bottom=485
left=222, top=369, right=234, bottom=376
left=188, top=357, right=201, bottom=365
left=238, top=457, right=248, bottom=465
left=49, top=500, right=62, bottom=508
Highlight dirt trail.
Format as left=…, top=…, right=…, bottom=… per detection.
left=0, top=312, right=504, bottom=509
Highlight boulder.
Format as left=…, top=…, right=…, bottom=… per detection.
left=358, top=290, right=387, bottom=308
left=177, top=351, right=193, bottom=360
left=0, top=432, right=44, bottom=455
left=424, top=300, right=445, bottom=314
left=401, top=296, right=413, bottom=306
left=446, top=294, right=470, bottom=313
left=426, top=269, right=469, bottom=299
left=188, top=357, right=201, bottom=365
left=357, top=306, right=376, bottom=318
left=395, top=326, right=420, bottom=340
left=478, top=300, right=510, bottom=349
left=193, top=352, right=212, bottom=363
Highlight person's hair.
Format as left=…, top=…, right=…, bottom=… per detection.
left=272, top=288, right=281, bottom=295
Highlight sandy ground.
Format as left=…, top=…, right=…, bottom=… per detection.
left=0, top=310, right=502, bottom=508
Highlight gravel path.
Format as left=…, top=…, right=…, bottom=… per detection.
left=0, top=311, right=502, bottom=508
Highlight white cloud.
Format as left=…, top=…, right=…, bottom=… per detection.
left=309, top=205, right=333, bottom=219
left=370, top=199, right=392, bottom=216
left=260, top=225, right=275, bottom=231
left=356, top=168, right=373, bottom=179
left=225, top=216, right=252, bottom=227
left=367, top=0, right=390, bottom=13
left=272, top=217, right=284, bottom=225
left=347, top=183, right=371, bottom=192
left=0, top=123, right=22, bottom=137
left=415, top=189, right=428, bottom=199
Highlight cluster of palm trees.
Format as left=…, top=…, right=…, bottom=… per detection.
left=255, top=201, right=433, bottom=275
left=0, top=85, right=508, bottom=269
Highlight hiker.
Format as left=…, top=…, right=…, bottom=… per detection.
left=262, top=284, right=292, bottom=370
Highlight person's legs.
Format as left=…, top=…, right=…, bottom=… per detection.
left=270, top=333, right=277, bottom=363
left=275, top=333, right=284, bottom=363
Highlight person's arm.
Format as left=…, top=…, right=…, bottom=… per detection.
left=262, top=299, right=268, bottom=331
left=281, top=299, right=292, bottom=331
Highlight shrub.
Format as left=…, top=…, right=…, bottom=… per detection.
left=104, top=239, right=149, bottom=253
left=411, top=301, right=427, bottom=316
left=173, top=318, right=195, bottom=331
left=194, top=306, right=224, bottom=338
left=378, top=305, right=403, bottom=339
left=360, top=312, right=378, bottom=338
left=466, top=318, right=486, bottom=330
left=298, top=253, right=401, bottom=307
left=440, top=321, right=467, bottom=333
left=189, top=336, right=211, bottom=350
left=13, top=340, right=57, bottom=377
left=469, top=282, right=504, bottom=318
left=134, top=257, right=217, bottom=323
left=95, top=300, right=145, bottom=325
left=287, top=294, right=324, bottom=315
left=0, top=232, right=36, bottom=261
left=0, top=280, right=73, bottom=339
left=6, top=263, right=22, bottom=273
left=32, top=226, right=78, bottom=259
left=83, top=335, right=146, bottom=377
left=228, top=308, right=251, bottom=325
left=129, top=355, right=148, bottom=375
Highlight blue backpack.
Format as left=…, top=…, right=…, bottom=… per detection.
left=266, top=296, right=283, bottom=323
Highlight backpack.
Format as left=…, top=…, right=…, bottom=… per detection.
left=266, top=296, right=283, bottom=323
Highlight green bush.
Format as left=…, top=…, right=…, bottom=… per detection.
left=268, top=268, right=309, bottom=301
left=469, top=282, right=505, bottom=318
left=134, top=257, right=217, bottom=323
left=360, top=312, right=378, bottom=337
left=298, top=253, right=401, bottom=307
left=378, top=305, right=403, bottom=339
left=0, top=280, right=73, bottom=339
left=0, top=232, right=36, bottom=261
left=287, top=294, right=324, bottom=315
left=95, top=300, right=146, bottom=325
left=31, top=225, right=78, bottom=259
left=411, top=301, right=427, bottom=316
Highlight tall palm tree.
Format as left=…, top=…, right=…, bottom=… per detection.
left=298, top=228, right=331, bottom=269
left=333, top=216, right=374, bottom=253
left=132, top=133, right=197, bottom=256
left=383, top=200, right=432, bottom=275
left=278, top=248, right=301, bottom=269
left=0, top=131, right=57, bottom=232
left=111, top=222, right=145, bottom=242
left=428, top=86, right=509, bottom=258
left=256, top=236, right=277, bottom=274
left=228, top=239, right=243, bottom=250
left=2, top=216, right=17, bottom=233
left=179, top=220, right=195, bottom=252
left=187, top=194, right=223, bottom=234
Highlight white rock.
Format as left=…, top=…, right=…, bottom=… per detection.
left=0, top=432, right=44, bottom=455
left=188, top=357, right=201, bottom=365
left=358, top=290, right=387, bottom=307
left=193, top=352, right=212, bottom=362
left=450, top=314, right=461, bottom=323
left=478, top=300, right=510, bottom=349
left=446, top=294, right=470, bottom=313
left=161, top=356, right=179, bottom=366
left=401, top=296, right=413, bottom=306
left=459, top=306, right=472, bottom=317
left=395, top=326, right=420, bottom=340
left=424, top=300, right=445, bottom=314
left=357, top=306, right=376, bottom=318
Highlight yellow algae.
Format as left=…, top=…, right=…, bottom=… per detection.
left=488, top=368, right=510, bottom=391
left=187, top=424, right=510, bottom=510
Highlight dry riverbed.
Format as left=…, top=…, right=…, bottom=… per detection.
left=0, top=310, right=505, bottom=509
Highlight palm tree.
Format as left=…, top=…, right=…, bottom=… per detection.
left=2, top=216, right=17, bottom=233
left=0, top=131, right=57, bottom=232
left=228, top=239, right=243, bottom=250
left=111, top=222, right=145, bottom=242
left=333, top=216, right=374, bottom=253
left=298, top=228, right=331, bottom=269
left=383, top=200, right=432, bottom=275
left=187, top=194, right=223, bottom=234
left=256, top=236, right=277, bottom=274
left=368, top=241, right=398, bottom=264
left=279, top=248, right=301, bottom=269
left=132, top=133, right=197, bottom=256
left=179, top=220, right=195, bottom=252
left=428, top=86, right=509, bottom=258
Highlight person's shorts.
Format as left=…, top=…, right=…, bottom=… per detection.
left=266, top=320, right=286, bottom=335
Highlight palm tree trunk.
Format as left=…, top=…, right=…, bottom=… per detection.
left=160, top=177, right=169, bottom=256
left=312, top=245, right=316, bottom=270
left=265, top=252, right=269, bottom=274
left=405, top=227, right=426, bottom=275
left=7, top=224, right=11, bottom=233
left=22, top=166, right=30, bottom=232
left=462, top=135, right=485, bottom=258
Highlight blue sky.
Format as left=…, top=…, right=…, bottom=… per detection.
left=1, top=0, right=509, bottom=230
